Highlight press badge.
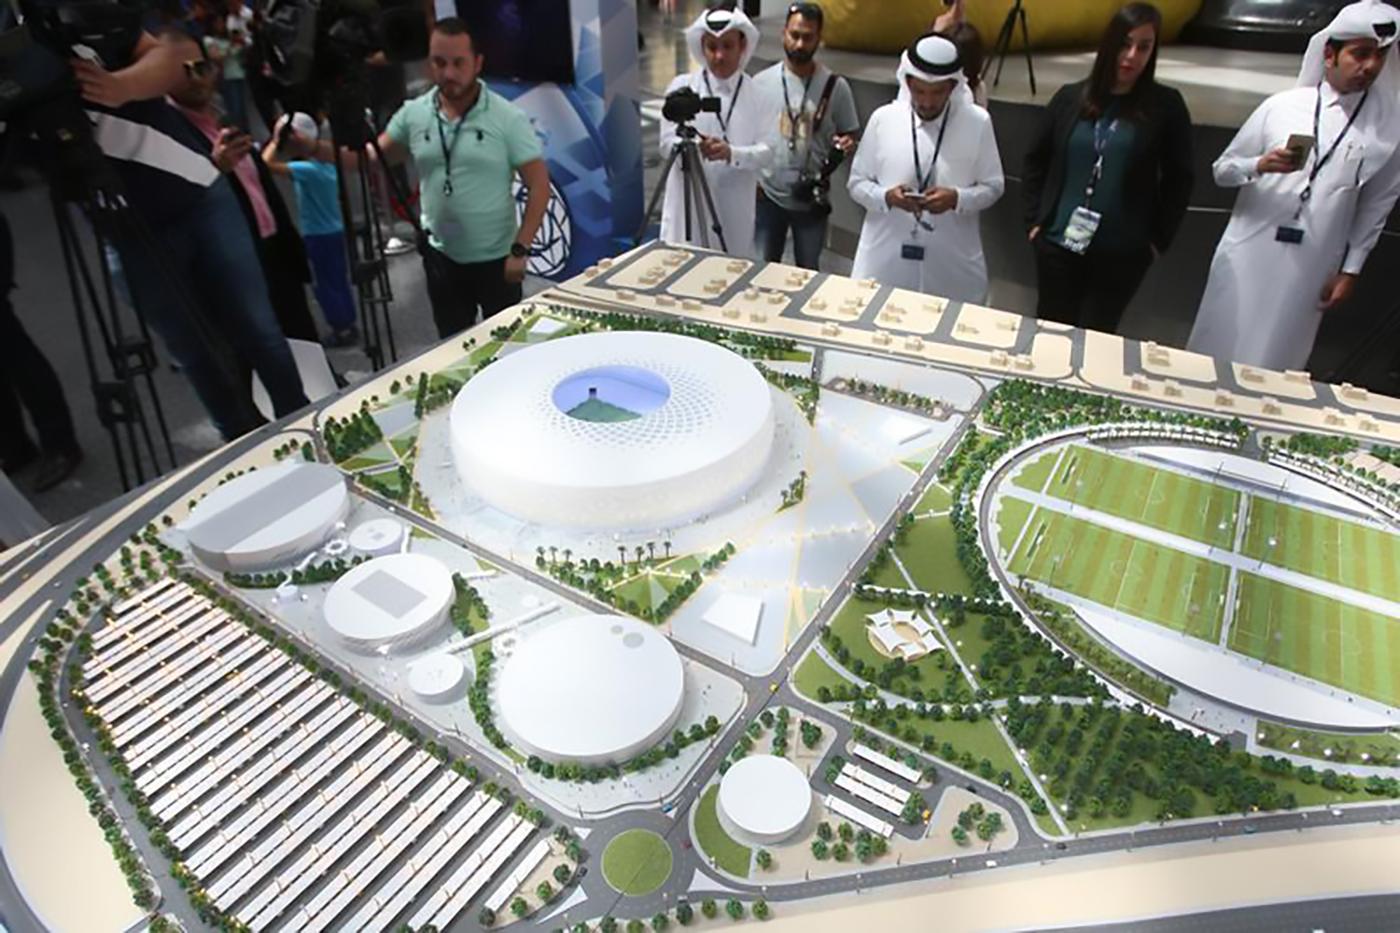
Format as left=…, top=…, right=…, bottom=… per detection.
left=901, top=241, right=926, bottom=261
left=1275, top=225, right=1305, bottom=244
left=1061, top=206, right=1102, bottom=255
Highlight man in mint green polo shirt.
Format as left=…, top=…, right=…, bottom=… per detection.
left=378, top=17, right=550, bottom=337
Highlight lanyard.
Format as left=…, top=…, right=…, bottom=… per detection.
left=910, top=103, right=950, bottom=192
left=702, top=72, right=745, bottom=141
left=781, top=69, right=814, bottom=152
left=435, top=90, right=482, bottom=196
left=1084, top=114, right=1119, bottom=203
left=1299, top=82, right=1369, bottom=211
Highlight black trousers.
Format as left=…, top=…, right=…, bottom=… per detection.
left=1034, top=237, right=1154, bottom=335
left=0, top=296, right=79, bottom=464
left=421, top=244, right=522, bottom=338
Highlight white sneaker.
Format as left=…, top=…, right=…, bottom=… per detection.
left=384, top=236, right=414, bottom=256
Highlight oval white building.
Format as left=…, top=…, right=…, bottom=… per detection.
left=450, top=331, right=775, bottom=529
left=323, top=553, right=454, bottom=654
left=496, top=615, right=685, bottom=766
left=718, top=755, right=813, bottom=845
left=184, top=461, right=348, bottom=572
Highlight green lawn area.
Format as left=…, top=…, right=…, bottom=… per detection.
left=1241, top=498, right=1400, bottom=604
left=609, top=570, right=683, bottom=615
left=896, top=515, right=977, bottom=596
left=870, top=557, right=912, bottom=590
left=1256, top=720, right=1400, bottom=768
left=1012, top=449, right=1061, bottom=494
left=567, top=397, right=640, bottom=423
left=1230, top=573, right=1400, bottom=708
left=1009, top=510, right=1228, bottom=642
left=601, top=830, right=673, bottom=896
left=694, top=786, right=751, bottom=877
left=828, top=596, right=948, bottom=684
left=467, top=339, right=503, bottom=365
left=340, top=443, right=394, bottom=470
left=914, top=483, right=953, bottom=513
left=793, top=650, right=850, bottom=700
left=388, top=429, right=418, bottom=458
left=1035, top=445, right=1240, bottom=548
left=995, top=496, right=1036, bottom=558
left=510, top=313, right=579, bottom=343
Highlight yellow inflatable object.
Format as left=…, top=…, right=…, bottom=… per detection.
left=823, top=0, right=1204, bottom=56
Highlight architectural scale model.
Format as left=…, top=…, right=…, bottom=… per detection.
left=2, top=241, right=1399, bottom=933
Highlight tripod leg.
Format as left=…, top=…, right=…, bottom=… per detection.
left=639, top=144, right=684, bottom=244
left=52, top=196, right=131, bottom=491
left=688, top=145, right=729, bottom=255
left=1019, top=7, right=1036, bottom=96
left=992, top=11, right=1015, bottom=88
left=682, top=145, right=697, bottom=246
left=97, top=231, right=175, bottom=469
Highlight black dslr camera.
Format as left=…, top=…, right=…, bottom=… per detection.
left=662, top=86, right=721, bottom=124
left=792, top=146, right=848, bottom=217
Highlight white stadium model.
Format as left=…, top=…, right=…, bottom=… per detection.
left=323, top=553, right=455, bottom=654
left=496, top=614, right=686, bottom=765
left=183, top=461, right=349, bottom=572
left=450, top=331, right=776, bottom=529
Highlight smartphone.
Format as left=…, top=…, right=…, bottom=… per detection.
left=1285, top=133, right=1315, bottom=166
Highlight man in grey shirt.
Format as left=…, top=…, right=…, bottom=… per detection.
left=753, top=2, right=861, bottom=270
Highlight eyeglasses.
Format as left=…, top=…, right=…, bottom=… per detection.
left=183, top=59, right=214, bottom=78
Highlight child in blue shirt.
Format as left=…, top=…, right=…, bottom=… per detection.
left=262, top=113, right=358, bottom=347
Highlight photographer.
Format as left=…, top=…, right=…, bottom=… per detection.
left=659, top=6, right=772, bottom=258
left=377, top=17, right=550, bottom=337
left=753, top=1, right=858, bottom=270
left=72, top=24, right=308, bottom=440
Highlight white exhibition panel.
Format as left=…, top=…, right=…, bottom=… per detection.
left=496, top=614, right=685, bottom=765
left=450, top=331, right=776, bottom=529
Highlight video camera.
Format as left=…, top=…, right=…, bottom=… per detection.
left=662, top=86, right=721, bottom=125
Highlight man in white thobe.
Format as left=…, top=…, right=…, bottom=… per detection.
left=847, top=33, right=1004, bottom=303
left=658, top=7, right=772, bottom=258
left=1188, top=0, right=1400, bottom=371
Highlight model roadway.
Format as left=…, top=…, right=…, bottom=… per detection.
left=2, top=368, right=1399, bottom=933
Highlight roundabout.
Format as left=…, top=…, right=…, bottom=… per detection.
left=601, top=829, right=673, bottom=896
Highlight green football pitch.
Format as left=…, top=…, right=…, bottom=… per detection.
left=1015, top=445, right=1240, bottom=549
left=1241, top=498, right=1400, bottom=605
left=1008, top=508, right=1229, bottom=642
left=1231, top=573, right=1400, bottom=708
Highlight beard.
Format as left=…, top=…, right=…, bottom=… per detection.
left=785, top=45, right=815, bottom=65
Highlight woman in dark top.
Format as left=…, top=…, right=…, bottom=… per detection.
left=1023, top=2, right=1194, bottom=334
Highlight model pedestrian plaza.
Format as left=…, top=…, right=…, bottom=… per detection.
left=7, top=242, right=1400, bottom=933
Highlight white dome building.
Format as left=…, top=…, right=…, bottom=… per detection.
left=496, top=615, right=685, bottom=766
left=323, top=553, right=454, bottom=654
left=718, top=755, right=813, bottom=845
left=450, top=331, right=775, bottom=530
left=184, top=462, right=348, bottom=572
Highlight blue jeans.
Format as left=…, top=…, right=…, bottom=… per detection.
left=755, top=188, right=828, bottom=271
left=303, top=232, right=357, bottom=331
left=110, top=178, right=308, bottom=439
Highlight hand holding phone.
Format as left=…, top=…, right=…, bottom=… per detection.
left=1285, top=133, right=1315, bottom=167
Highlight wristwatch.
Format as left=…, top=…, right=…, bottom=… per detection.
left=509, top=242, right=529, bottom=259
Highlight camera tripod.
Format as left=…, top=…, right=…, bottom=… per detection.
left=325, top=86, right=409, bottom=371
left=984, top=0, right=1036, bottom=96
left=638, top=122, right=729, bottom=253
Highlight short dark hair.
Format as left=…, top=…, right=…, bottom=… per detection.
left=786, top=2, right=824, bottom=30
left=432, top=16, right=477, bottom=47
